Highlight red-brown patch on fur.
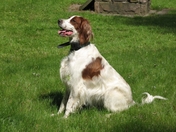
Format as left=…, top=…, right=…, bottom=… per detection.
left=82, top=57, right=104, bottom=80
left=70, top=16, right=93, bottom=45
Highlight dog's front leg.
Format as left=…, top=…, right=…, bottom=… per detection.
left=57, top=88, right=70, bottom=115
left=64, top=94, right=80, bottom=118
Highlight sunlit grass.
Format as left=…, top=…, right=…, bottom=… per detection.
left=0, top=0, right=176, bottom=131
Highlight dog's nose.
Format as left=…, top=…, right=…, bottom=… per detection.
left=58, top=19, right=63, bottom=25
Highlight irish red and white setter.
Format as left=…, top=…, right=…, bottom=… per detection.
left=55, top=16, right=167, bottom=118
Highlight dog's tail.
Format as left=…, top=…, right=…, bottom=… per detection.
left=141, top=92, right=167, bottom=104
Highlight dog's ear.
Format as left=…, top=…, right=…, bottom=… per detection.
left=79, top=18, right=93, bottom=45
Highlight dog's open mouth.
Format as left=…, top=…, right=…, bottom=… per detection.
left=58, top=29, right=73, bottom=37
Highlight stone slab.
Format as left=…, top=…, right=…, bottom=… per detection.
left=94, top=1, right=150, bottom=15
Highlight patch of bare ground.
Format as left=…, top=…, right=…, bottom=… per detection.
left=68, top=4, right=81, bottom=12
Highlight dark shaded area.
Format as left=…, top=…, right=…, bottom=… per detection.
left=112, top=120, right=176, bottom=132
left=79, top=0, right=95, bottom=11
left=39, top=91, right=104, bottom=113
left=114, top=10, right=176, bottom=34
left=39, top=91, right=63, bottom=108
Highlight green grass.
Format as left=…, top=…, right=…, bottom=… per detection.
left=0, top=0, right=176, bottom=131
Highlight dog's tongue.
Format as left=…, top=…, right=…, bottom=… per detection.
left=58, top=29, right=73, bottom=37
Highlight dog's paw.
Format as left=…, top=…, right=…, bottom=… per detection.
left=51, top=113, right=56, bottom=117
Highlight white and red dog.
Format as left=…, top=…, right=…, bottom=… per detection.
left=56, top=16, right=166, bottom=118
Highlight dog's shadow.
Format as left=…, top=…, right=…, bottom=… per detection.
left=39, top=91, right=63, bottom=109
left=39, top=91, right=104, bottom=112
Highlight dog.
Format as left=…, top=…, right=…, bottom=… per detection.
left=56, top=16, right=167, bottom=118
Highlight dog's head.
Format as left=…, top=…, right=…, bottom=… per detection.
left=58, top=16, right=93, bottom=45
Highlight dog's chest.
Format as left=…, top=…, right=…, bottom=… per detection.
left=60, top=45, right=102, bottom=86
left=60, top=51, right=90, bottom=84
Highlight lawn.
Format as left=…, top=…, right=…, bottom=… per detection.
left=0, top=0, right=176, bottom=132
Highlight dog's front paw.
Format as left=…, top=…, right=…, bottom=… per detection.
left=50, top=113, right=56, bottom=117
left=63, top=115, right=68, bottom=118
left=50, top=112, right=61, bottom=117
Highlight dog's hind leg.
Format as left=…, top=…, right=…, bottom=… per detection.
left=104, top=89, right=133, bottom=112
